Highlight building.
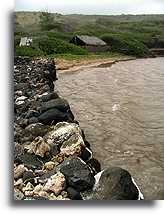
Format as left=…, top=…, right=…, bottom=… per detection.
left=19, top=37, right=33, bottom=47
left=70, top=35, right=109, bottom=52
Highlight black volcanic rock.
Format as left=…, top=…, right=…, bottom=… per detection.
left=66, top=187, right=83, bottom=200
left=91, top=167, right=139, bottom=200
left=39, top=98, right=70, bottom=113
left=59, top=157, right=95, bottom=192
left=40, top=92, right=59, bottom=102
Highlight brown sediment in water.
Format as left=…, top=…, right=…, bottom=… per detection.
left=57, top=57, right=164, bottom=200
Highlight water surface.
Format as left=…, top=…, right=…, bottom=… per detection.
left=57, top=57, right=164, bottom=199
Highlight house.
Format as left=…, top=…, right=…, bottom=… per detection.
left=19, top=37, right=33, bottom=47
left=70, top=35, right=109, bottom=52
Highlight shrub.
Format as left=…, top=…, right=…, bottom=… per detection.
left=101, top=34, right=149, bottom=56
left=15, top=46, right=44, bottom=57
left=37, top=36, right=88, bottom=55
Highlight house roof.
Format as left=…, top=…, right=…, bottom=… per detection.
left=76, top=35, right=106, bottom=46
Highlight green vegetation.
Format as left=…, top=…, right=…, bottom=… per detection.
left=37, top=37, right=88, bottom=55
left=15, top=46, right=44, bottom=57
left=14, top=12, right=164, bottom=58
left=101, top=34, right=149, bottom=56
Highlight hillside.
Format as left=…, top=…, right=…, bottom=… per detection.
left=14, top=12, right=164, bottom=57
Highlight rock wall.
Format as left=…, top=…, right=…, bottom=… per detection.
left=14, top=57, right=144, bottom=200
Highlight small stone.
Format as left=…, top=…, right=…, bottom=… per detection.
left=14, top=189, right=24, bottom=200
left=37, top=191, right=49, bottom=198
left=56, top=195, right=63, bottom=200
left=22, top=171, right=35, bottom=184
left=16, top=96, right=28, bottom=102
left=24, top=191, right=34, bottom=197
left=49, top=193, right=57, bottom=200
left=43, top=172, right=66, bottom=196
left=61, top=191, right=68, bottom=198
left=14, top=178, right=23, bottom=187
left=44, top=161, right=56, bottom=171
left=33, top=184, right=44, bottom=193
left=14, top=164, right=28, bottom=179
left=22, top=182, right=34, bottom=192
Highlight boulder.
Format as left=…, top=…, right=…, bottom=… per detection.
left=66, top=187, right=83, bottom=200
left=90, top=167, right=142, bottom=200
left=58, top=157, right=95, bottom=192
left=25, top=110, right=40, bottom=119
left=43, top=172, right=66, bottom=196
left=39, top=98, right=70, bottom=113
left=38, top=108, right=73, bottom=125
left=24, top=136, right=50, bottom=158
left=40, top=92, right=59, bottom=102
left=25, top=123, right=49, bottom=137
left=45, top=122, right=83, bottom=148
left=18, top=153, right=44, bottom=170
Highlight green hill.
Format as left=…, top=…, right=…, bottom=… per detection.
left=14, top=12, right=164, bottom=57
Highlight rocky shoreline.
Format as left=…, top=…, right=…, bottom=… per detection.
left=14, top=57, right=144, bottom=200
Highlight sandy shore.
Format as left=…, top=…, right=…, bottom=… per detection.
left=55, top=56, right=136, bottom=73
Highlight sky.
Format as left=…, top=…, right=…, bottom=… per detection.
left=15, top=0, right=164, bottom=15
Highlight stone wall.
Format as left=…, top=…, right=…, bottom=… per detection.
left=14, top=57, right=144, bottom=200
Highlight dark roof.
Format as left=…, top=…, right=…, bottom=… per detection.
left=75, top=35, right=106, bottom=46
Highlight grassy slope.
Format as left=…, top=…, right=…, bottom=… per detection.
left=14, top=12, right=164, bottom=59
left=15, top=12, right=164, bottom=37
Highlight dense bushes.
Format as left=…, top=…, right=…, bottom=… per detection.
left=101, top=34, right=149, bottom=56
left=37, top=37, right=88, bottom=55
left=15, top=36, right=88, bottom=57
left=15, top=46, right=44, bottom=57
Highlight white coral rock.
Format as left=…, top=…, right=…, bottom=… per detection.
left=43, top=172, right=65, bottom=196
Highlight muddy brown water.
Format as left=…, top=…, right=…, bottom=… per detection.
left=56, top=57, right=164, bottom=200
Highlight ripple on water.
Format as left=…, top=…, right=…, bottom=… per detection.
left=57, top=57, right=164, bottom=199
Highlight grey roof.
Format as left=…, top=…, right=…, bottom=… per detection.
left=76, top=35, right=106, bottom=46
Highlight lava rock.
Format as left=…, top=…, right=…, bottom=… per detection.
left=14, top=190, right=24, bottom=200
left=87, top=158, right=101, bottom=175
left=58, top=157, right=95, bottom=192
left=91, top=167, right=140, bottom=200
left=22, top=171, right=35, bottom=184
left=38, top=108, right=73, bottom=125
left=14, top=142, right=24, bottom=161
left=40, top=92, right=59, bottom=102
left=18, top=153, right=44, bottom=170
left=25, top=110, right=40, bottom=119
left=39, top=98, right=70, bottom=113
left=25, top=123, right=49, bottom=137
left=80, top=147, right=92, bottom=162
left=66, top=187, right=83, bottom=200
left=28, top=117, right=39, bottom=124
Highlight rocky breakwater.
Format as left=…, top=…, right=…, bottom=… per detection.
left=14, top=57, right=144, bottom=200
